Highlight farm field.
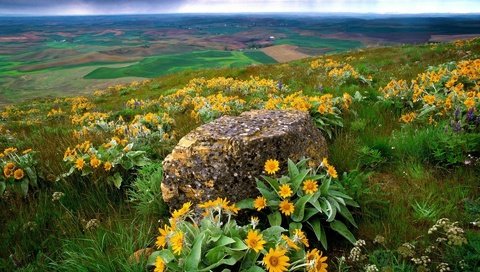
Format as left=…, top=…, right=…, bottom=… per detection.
left=1, top=15, right=480, bottom=104
left=84, top=50, right=277, bottom=79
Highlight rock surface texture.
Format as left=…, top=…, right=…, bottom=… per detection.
left=162, top=110, right=328, bottom=208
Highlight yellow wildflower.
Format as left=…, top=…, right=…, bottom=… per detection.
left=154, top=256, right=165, bottom=272
left=303, top=180, right=318, bottom=194
left=254, top=196, right=267, bottom=211
left=104, top=161, right=112, bottom=171
left=281, top=234, right=300, bottom=251
left=423, top=95, right=436, bottom=105
left=278, top=184, right=293, bottom=198
left=245, top=229, right=266, bottom=253
left=279, top=200, right=295, bottom=216
left=75, top=158, right=85, bottom=170
left=155, top=224, right=172, bottom=249
left=170, top=231, right=184, bottom=255
left=464, top=98, right=475, bottom=108
left=13, top=168, right=24, bottom=180
left=263, top=247, right=290, bottom=272
left=171, top=202, right=192, bottom=220
left=264, top=159, right=280, bottom=175
left=90, top=156, right=101, bottom=169
left=326, top=165, right=338, bottom=179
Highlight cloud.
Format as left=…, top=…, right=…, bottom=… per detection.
left=0, top=0, right=479, bottom=15
left=0, top=0, right=184, bottom=15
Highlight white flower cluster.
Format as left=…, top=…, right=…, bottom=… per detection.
left=364, top=264, right=379, bottom=272
left=436, top=262, right=451, bottom=272
left=424, top=245, right=436, bottom=254
left=428, top=218, right=467, bottom=246
left=355, top=239, right=367, bottom=247
left=348, top=246, right=363, bottom=262
left=373, top=235, right=385, bottom=245
left=411, top=255, right=431, bottom=266
left=52, top=191, right=65, bottom=202
left=397, top=242, right=416, bottom=257
left=348, top=239, right=367, bottom=262
left=85, top=219, right=100, bottom=231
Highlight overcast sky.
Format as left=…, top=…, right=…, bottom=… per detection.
left=1, top=0, right=480, bottom=15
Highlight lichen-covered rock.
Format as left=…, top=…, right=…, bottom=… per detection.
left=162, top=110, right=328, bottom=208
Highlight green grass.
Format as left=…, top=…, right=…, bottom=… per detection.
left=84, top=50, right=277, bottom=79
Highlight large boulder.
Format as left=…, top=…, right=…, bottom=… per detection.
left=161, top=110, right=328, bottom=208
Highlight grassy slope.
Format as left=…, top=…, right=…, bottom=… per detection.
left=0, top=40, right=479, bottom=271
left=84, top=50, right=277, bottom=79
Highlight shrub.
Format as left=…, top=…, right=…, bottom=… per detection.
left=379, top=59, right=480, bottom=132
left=148, top=198, right=329, bottom=272
left=243, top=158, right=358, bottom=249
left=61, top=139, right=149, bottom=188
left=0, top=147, right=39, bottom=196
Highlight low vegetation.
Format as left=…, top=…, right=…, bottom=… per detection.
left=0, top=38, right=479, bottom=271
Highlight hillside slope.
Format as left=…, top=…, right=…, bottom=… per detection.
left=0, top=39, right=479, bottom=271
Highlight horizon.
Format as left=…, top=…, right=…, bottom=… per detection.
left=1, top=0, right=480, bottom=16
left=2, top=11, right=480, bottom=18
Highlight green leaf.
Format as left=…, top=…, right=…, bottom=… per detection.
left=126, top=150, right=146, bottom=158
left=289, top=222, right=303, bottom=234
left=330, top=220, right=356, bottom=245
left=205, top=246, right=225, bottom=265
left=310, top=198, right=323, bottom=214
left=185, top=233, right=205, bottom=270
left=230, top=237, right=248, bottom=251
left=0, top=182, right=5, bottom=195
left=199, top=256, right=241, bottom=272
left=329, top=190, right=353, bottom=200
left=19, top=179, right=29, bottom=196
left=236, top=198, right=254, bottom=209
left=262, top=226, right=286, bottom=241
left=256, top=179, right=277, bottom=200
left=290, top=169, right=309, bottom=192
left=325, top=201, right=337, bottom=222
left=319, top=179, right=331, bottom=196
left=215, top=235, right=236, bottom=247
left=112, top=172, right=123, bottom=189
left=291, top=194, right=312, bottom=222
left=338, top=205, right=358, bottom=228
left=307, top=219, right=327, bottom=250
left=240, top=250, right=260, bottom=271
left=345, top=198, right=360, bottom=208
left=147, top=250, right=175, bottom=266
left=120, top=158, right=134, bottom=170
left=307, top=218, right=328, bottom=250
left=245, top=266, right=266, bottom=272
left=267, top=211, right=282, bottom=226
left=303, top=207, right=319, bottom=221
left=328, top=196, right=341, bottom=212
left=288, top=159, right=299, bottom=177
left=262, top=176, right=280, bottom=191
left=25, top=167, right=37, bottom=187
left=133, top=157, right=150, bottom=167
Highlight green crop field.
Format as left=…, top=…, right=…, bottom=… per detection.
left=84, top=50, right=277, bottom=79
left=274, top=34, right=363, bottom=53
